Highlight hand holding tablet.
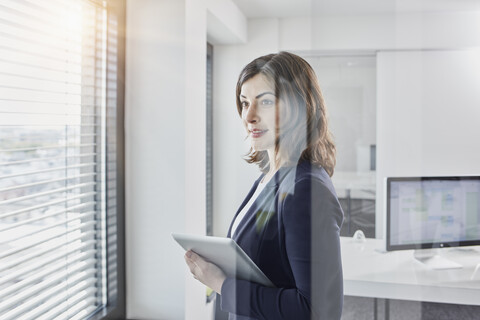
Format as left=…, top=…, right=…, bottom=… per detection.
left=172, top=233, right=275, bottom=287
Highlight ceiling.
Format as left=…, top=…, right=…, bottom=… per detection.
left=232, top=0, right=480, bottom=18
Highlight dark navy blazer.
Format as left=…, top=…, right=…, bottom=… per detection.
left=220, top=161, right=344, bottom=320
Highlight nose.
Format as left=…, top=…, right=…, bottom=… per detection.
left=244, top=102, right=259, bottom=124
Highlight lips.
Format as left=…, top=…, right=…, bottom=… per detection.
left=249, top=129, right=268, bottom=138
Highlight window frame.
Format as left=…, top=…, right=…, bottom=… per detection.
left=0, top=0, right=126, bottom=317
left=93, top=0, right=126, bottom=319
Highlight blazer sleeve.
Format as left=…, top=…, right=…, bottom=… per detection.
left=220, top=176, right=344, bottom=320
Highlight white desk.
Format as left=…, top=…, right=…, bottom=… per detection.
left=341, top=237, right=480, bottom=306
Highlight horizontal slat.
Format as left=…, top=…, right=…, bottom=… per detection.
left=0, top=228, right=93, bottom=273
left=0, top=162, right=96, bottom=180
left=0, top=97, right=97, bottom=108
left=15, top=286, right=96, bottom=320
left=0, top=247, right=97, bottom=309
left=0, top=69, right=84, bottom=86
left=0, top=110, right=98, bottom=117
left=68, top=304, right=99, bottom=320
left=107, top=256, right=117, bottom=269
left=0, top=113, right=98, bottom=126
left=0, top=181, right=96, bottom=205
left=0, top=25, right=82, bottom=63
left=0, top=240, right=97, bottom=292
left=107, top=234, right=117, bottom=246
left=107, top=273, right=117, bottom=290
left=0, top=45, right=83, bottom=73
left=1, top=0, right=83, bottom=31
left=0, top=81, right=83, bottom=96
left=107, top=228, right=117, bottom=241
left=0, top=82, right=104, bottom=98
left=0, top=245, right=98, bottom=303
left=107, top=288, right=117, bottom=299
left=107, top=220, right=117, bottom=230
left=58, top=288, right=100, bottom=320
left=107, top=266, right=117, bottom=278
left=0, top=191, right=97, bottom=219
left=0, top=87, right=81, bottom=106
left=0, top=220, right=96, bottom=260
left=0, top=123, right=99, bottom=128
left=3, top=211, right=96, bottom=244
left=0, top=101, right=95, bottom=115
left=0, top=172, right=96, bottom=193
left=5, top=0, right=73, bottom=21
left=2, top=5, right=79, bottom=37
left=0, top=59, right=82, bottom=84
left=0, top=201, right=95, bottom=233
left=0, top=53, right=81, bottom=75
left=0, top=142, right=97, bottom=153
left=107, top=255, right=117, bottom=268
left=0, top=133, right=97, bottom=144
left=0, top=152, right=97, bottom=167
left=0, top=18, right=82, bottom=56
left=0, top=4, right=84, bottom=43
left=0, top=156, right=97, bottom=169
left=1, top=269, right=97, bottom=320
left=35, top=288, right=97, bottom=320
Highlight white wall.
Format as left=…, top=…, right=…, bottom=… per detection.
left=212, top=11, right=480, bottom=237
left=125, top=1, right=186, bottom=319
left=310, top=11, right=480, bottom=50
left=125, top=0, right=245, bottom=319
left=376, top=49, right=480, bottom=239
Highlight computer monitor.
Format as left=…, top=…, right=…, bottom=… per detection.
left=386, top=176, right=480, bottom=268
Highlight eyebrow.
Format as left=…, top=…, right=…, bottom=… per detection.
left=240, top=91, right=275, bottom=99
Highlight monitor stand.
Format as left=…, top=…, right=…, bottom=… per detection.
left=413, top=249, right=463, bottom=270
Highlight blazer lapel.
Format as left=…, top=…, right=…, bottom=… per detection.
left=227, top=175, right=263, bottom=238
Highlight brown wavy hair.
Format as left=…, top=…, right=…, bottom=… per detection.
left=236, top=51, right=336, bottom=176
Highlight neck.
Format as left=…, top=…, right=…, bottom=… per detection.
left=267, top=149, right=280, bottom=173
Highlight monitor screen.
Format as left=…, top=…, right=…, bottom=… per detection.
left=386, top=176, right=480, bottom=251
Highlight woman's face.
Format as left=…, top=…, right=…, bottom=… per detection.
left=239, top=74, right=278, bottom=153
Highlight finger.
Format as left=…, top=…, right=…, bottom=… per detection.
left=186, top=250, right=200, bottom=261
left=185, top=251, right=210, bottom=281
left=185, top=259, right=197, bottom=275
left=187, top=251, right=207, bottom=269
left=184, top=254, right=198, bottom=275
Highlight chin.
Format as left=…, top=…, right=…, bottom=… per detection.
left=251, top=142, right=273, bottom=152
left=250, top=135, right=274, bottom=152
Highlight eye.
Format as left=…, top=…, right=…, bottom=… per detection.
left=261, top=99, right=274, bottom=106
left=241, top=100, right=249, bottom=108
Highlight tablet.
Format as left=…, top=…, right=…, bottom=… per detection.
left=172, top=233, right=275, bottom=287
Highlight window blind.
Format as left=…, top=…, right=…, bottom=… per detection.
left=0, top=0, right=118, bottom=319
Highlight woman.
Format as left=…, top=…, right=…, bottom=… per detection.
left=185, top=51, right=344, bottom=320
